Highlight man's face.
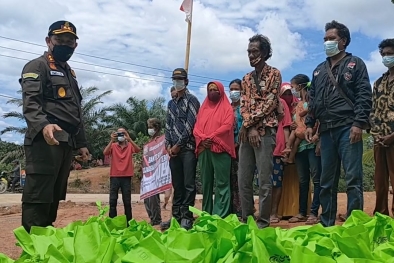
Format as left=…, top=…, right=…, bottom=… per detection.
left=46, top=33, right=77, bottom=50
left=324, top=29, right=346, bottom=51
left=247, top=42, right=264, bottom=67
left=380, top=46, right=394, bottom=57
left=172, top=77, right=187, bottom=91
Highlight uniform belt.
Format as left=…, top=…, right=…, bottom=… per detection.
left=47, top=116, right=80, bottom=135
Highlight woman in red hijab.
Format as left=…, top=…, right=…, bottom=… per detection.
left=193, top=81, right=235, bottom=217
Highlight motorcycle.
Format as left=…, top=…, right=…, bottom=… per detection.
left=0, top=172, right=8, bottom=194
left=0, top=171, right=25, bottom=193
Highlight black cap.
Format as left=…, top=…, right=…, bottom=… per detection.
left=172, top=68, right=187, bottom=79
left=48, top=20, right=78, bottom=39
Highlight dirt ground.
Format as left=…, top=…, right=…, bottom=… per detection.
left=0, top=168, right=388, bottom=259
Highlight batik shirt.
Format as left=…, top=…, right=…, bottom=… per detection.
left=370, top=72, right=394, bottom=137
left=165, top=90, right=200, bottom=151
left=240, top=64, right=282, bottom=136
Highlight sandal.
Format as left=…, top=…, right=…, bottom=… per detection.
left=288, top=214, right=307, bottom=223
left=270, top=216, right=281, bottom=224
left=305, top=215, right=320, bottom=225
left=338, top=213, right=347, bottom=222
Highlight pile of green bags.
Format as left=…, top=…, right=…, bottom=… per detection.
left=1, top=204, right=394, bottom=263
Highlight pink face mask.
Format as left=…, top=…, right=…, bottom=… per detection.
left=282, top=95, right=293, bottom=105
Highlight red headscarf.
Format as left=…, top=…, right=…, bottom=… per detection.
left=193, top=81, right=235, bottom=158
left=280, top=82, right=299, bottom=113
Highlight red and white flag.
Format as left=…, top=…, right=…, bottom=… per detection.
left=180, top=0, right=193, bottom=23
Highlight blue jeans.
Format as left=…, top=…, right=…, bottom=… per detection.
left=295, top=148, right=321, bottom=217
left=320, top=125, right=363, bottom=227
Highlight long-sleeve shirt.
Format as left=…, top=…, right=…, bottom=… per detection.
left=165, top=90, right=200, bottom=151
left=240, top=64, right=282, bottom=136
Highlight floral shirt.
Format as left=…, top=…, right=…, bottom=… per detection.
left=240, top=64, right=282, bottom=136
left=370, top=72, right=394, bottom=137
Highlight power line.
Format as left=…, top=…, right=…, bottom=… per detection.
left=0, top=35, right=232, bottom=82
left=0, top=54, right=204, bottom=89
left=0, top=94, right=18, bottom=100
left=0, top=46, right=210, bottom=86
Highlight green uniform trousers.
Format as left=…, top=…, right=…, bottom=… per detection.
left=199, top=149, right=231, bottom=218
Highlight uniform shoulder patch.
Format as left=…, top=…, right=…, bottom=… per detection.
left=70, top=69, right=76, bottom=78
left=22, top=73, right=39, bottom=79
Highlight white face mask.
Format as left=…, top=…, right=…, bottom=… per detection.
left=173, top=79, right=185, bottom=91
left=148, top=128, right=155, bottom=136
left=324, top=40, right=341, bottom=57
left=118, top=136, right=125, bottom=142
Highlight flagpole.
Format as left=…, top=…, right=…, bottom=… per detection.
left=184, top=21, right=192, bottom=72
left=184, top=1, right=193, bottom=72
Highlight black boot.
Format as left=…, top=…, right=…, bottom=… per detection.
left=180, top=206, right=193, bottom=230
left=160, top=205, right=181, bottom=231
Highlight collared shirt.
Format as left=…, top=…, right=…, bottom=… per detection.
left=240, top=64, right=282, bottom=135
left=165, top=89, right=200, bottom=151
left=370, top=72, right=394, bottom=137
left=108, top=142, right=139, bottom=177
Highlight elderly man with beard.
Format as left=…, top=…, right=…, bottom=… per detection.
left=238, top=34, right=282, bottom=228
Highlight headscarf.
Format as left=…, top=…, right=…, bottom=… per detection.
left=280, top=82, right=299, bottom=113
left=193, top=81, right=235, bottom=158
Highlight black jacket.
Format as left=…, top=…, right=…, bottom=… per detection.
left=305, top=53, right=372, bottom=132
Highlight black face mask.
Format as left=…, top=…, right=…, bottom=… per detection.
left=52, top=44, right=75, bottom=62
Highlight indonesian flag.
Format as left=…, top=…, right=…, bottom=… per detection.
left=180, top=0, right=193, bottom=22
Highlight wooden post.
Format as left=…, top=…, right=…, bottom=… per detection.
left=184, top=1, right=193, bottom=72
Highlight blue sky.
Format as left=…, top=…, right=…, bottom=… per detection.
left=0, top=0, right=393, bottom=144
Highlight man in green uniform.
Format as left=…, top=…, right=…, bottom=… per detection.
left=20, top=20, right=89, bottom=232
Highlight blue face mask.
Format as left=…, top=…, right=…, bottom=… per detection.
left=324, top=40, right=340, bottom=57
left=382, top=56, right=394, bottom=69
left=229, top=91, right=240, bottom=102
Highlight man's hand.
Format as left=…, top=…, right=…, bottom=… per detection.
left=42, top=124, right=62, bottom=145
left=380, top=134, right=394, bottom=146
left=167, top=146, right=176, bottom=158
left=239, top=126, right=248, bottom=143
left=201, top=139, right=212, bottom=148
left=110, top=132, right=117, bottom=142
left=78, top=147, right=90, bottom=162
left=305, top=128, right=313, bottom=143
left=171, top=144, right=181, bottom=155
left=349, top=126, right=362, bottom=144
left=248, top=127, right=261, bottom=148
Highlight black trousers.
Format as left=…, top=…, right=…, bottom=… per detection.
left=169, top=149, right=197, bottom=221
left=22, top=135, right=73, bottom=233
left=144, top=194, right=162, bottom=224
left=109, top=177, right=132, bottom=223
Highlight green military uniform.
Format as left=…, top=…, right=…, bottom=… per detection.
left=20, top=21, right=87, bottom=232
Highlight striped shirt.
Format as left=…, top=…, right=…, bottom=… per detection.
left=165, top=90, right=200, bottom=151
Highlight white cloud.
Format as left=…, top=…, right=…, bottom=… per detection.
left=1, top=0, right=394, bottom=144
left=364, top=50, right=386, bottom=80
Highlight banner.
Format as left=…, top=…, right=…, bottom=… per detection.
left=140, top=135, right=172, bottom=200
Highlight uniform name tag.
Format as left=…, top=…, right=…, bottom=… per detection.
left=50, top=71, right=64, bottom=77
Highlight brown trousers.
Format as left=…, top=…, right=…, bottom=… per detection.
left=374, top=145, right=394, bottom=216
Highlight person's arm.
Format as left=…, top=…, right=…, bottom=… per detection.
left=74, top=122, right=88, bottom=149
left=240, top=75, right=253, bottom=128
left=165, top=101, right=174, bottom=148
left=176, top=95, right=200, bottom=147
left=262, top=69, right=282, bottom=117
left=20, top=60, right=50, bottom=140
left=352, top=58, right=373, bottom=129
left=129, top=139, right=141, bottom=153
left=284, top=127, right=291, bottom=149
left=305, top=73, right=317, bottom=128
left=299, top=109, right=308, bottom=118
left=103, top=140, right=114, bottom=156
